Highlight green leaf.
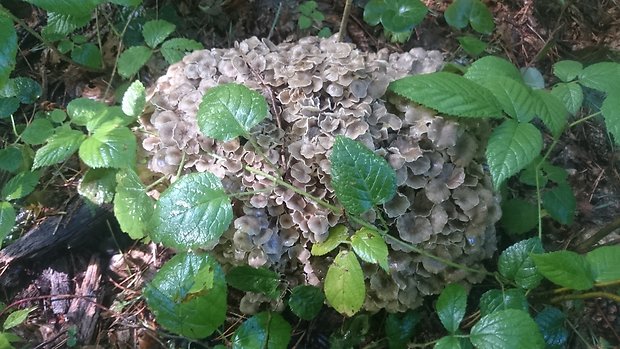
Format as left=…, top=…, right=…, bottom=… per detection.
left=78, top=168, right=116, bottom=205
left=114, top=169, right=153, bottom=239
left=329, top=136, right=396, bottom=215
left=232, top=312, right=292, bottom=349
left=160, top=38, right=203, bottom=64
left=468, top=0, right=494, bottom=34
left=479, top=289, right=528, bottom=317
left=41, top=12, right=90, bottom=41
left=0, top=201, right=16, bottom=242
left=531, top=251, right=594, bottom=290
left=436, top=283, right=468, bottom=333
left=33, top=129, right=86, bottom=169
left=197, top=83, right=268, bottom=141
left=1, top=77, right=42, bottom=104
left=121, top=80, right=146, bottom=117
left=226, top=266, right=280, bottom=298
left=542, top=183, right=575, bottom=225
left=380, top=0, right=427, bottom=33
left=117, top=46, right=152, bottom=78
left=553, top=60, right=583, bottom=82
left=351, top=227, right=389, bottom=271
left=385, top=311, right=421, bottom=349
left=476, top=76, right=537, bottom=122
left=0, top=146, right=23, bottom=173
left=498, top=237, right=544, bottom=289
left=486, top=119, right=542, bottom=189
left=324, top=250, right=365, bottom=316
left=66, top=97, right=107, bottom=127
left=144, top=252, right=226, bottom=339
left=389, top=72, right=503, bottom=118
left=78, top=124, right=136, bottom=168
left=317, top=27, right=332, bottom=38
left=444, top=0, right=471, bottom=29
left=0, top=97, right=19, bottom=119
left=311, top=224, right=349, bottom=256
left=298, top=15, right=312, bottom=30
left=551, top=82, right=583, bottom=116
left=457, top=35, right=487, bottom=56
left=1, top=171, right=40, bottom=201
left=3, top=308, right=33, bottom=330
left=578, top=62, right=620, bottom=93
left=71, top=43, right=103, bottom=69
left=532, top=89, right=568, bottom=137
left=470, top=309, right=544, bottom=349
left=142, top=19, right=175, bottom=48
left=465, top=56, right=523, bottom=83
left=107, top=0, right=142, bottom=6
left=288, top=285, right=324, bottom=320
left=0, top=16, right=17, bottom=89
left=521, top=67, right=545, bottom=89
left=499, top=198, right=538, bottom=235
left=534, top=307, right=568, bottom=349
left=21, top=118, right=54, bottom=145
left=363, top=0, right=383, bottom=26
left=149, top=172, right=232, bottom=249
left=586, top=246, right=620, bottom=283
left=602, top=88, right=620, bottom=145
left=49, top=109, right=67, bottom=123
left=24, top=0, right=99, bottom=17
left=434, top=336, right=470, bottom=349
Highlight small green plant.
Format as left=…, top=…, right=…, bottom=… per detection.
left=363, top=0, right=428, bottom=43
left=0, top=306, right=34, bottom=347
left=444, top=0, right=494, bottom=56
left=297, top=1, right=331, bottom=38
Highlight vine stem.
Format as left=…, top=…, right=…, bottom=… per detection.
left=337, top=0, right=352, bottom=42
left=551, top=291, right=620, bottom=303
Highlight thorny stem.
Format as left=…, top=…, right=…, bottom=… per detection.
left=337, top=0, right=352, bottom=42
left=551, top=291, right=620, bottom=303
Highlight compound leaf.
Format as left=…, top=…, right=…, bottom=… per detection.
left=117, top=46, right=152, bottom=78
left=531, top=251, right=594, bottom=290
left=436, top=283, right=468, bottom=333
left=476, top=76, right=537, bottom=122
left=578, top=62, right=620, bottom=93
left=498, top=237, right=544, bottom=289
left=226, top=266, right=280, bottom=298
left=197, top=83, right=268, bottom=141
left=470, top=309, right=544, bottom=349
left=586, top=246, right=620, bottom=283
left=114, top=169, right=153, bottom=239
left=149, top=172, right=232, bottom=249
left=160, top=38, right=203, bottom=64
left=232, top=312, right=291, bottom=349
left=486, top=119, right=542, bottom=189
left=33, top=128, right=86, bottom=169
left=142, top=19, right=175, bottom=48
left=553, top=60, right=583, bottom=82
left=351, top=227, right=389, bottom=271
left=288, top=285, right=325, bottom=320
left=551, top=82, right=583, bottom=116
left=324, top=250, right=365, bottom=316
left=389, top=72, right=503, bottom=118
left=78, top=124, right=136, bottom=168
left=330, top=136, right=396, bottom=215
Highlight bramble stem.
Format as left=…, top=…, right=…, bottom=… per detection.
left=568, top=111, right=601, bottom=128
left=552, top=291, right=620, bottom=303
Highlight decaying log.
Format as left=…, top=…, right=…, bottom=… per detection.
left=66, top=254, right=102, bottom=344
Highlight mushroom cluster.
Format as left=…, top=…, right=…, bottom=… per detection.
left=140, top=36, right=500, bottom=313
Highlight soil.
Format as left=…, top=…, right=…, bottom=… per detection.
left=1, top=0, right=619, bottom=347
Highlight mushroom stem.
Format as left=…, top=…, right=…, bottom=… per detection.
left=337, top=0, right=353, bottom=42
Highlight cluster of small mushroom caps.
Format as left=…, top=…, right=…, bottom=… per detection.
left=141, top=35, right=501, bottom=313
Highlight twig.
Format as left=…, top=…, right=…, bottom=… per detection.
left=337, top=0, right=352, bottom=42
left=575, top=216, right=620, bottom=253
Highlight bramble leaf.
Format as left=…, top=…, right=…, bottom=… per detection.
left=498, top=237, right=544, bottom=289
left=476, top=76, right=537, bottom=122
left=532, top=90, right=568, bottom=137
left=311, top=224, right=349, bottom=256
left=385, top=311, right=421, bottom=349
left=0, top=146, right=23, bottom=173
left=531, top=251, right=594, bottom=290
left=160, top=38, right=203, bottom=64
left=542, top=183, right=575, bottom=225
left=457, top=35, right=487, bottom=56
left=142, top=20, right=175, bottom=48
left=114, top=169, right=153, bottom=239
left=117, top=46, right=152, bottom=78
left=0, top=97, right=19, bottom=119
left=486, top=119, right=542, bottom=189
left=22, top=118, right=54, bottom=145
left=351, top=227, right=389, bottom=271
left=3, top=307, right=33, bottom=330
left=436, top=283, right=468, bottom=333
left=1, top=171, right=40, bottom=201
left=78, top=168, right=116, bottom=205
left=1, top=77, right=42, bottom=104
left=122, top=80, right=146, bottom=117
left=601, top=88, right=620, bottom=145
left=149, top=172, right=232, bottom=249
left=470, top=309, right=545, bottom=349
left=226, top=266, right=280, bottom=298
left=288, top=285, right=324, bottom=320
left=232, top=312, right=292, bottom=349
left=78, top=124, right=136, bottom=168
left=0, top=201, right=15, bottom=243
left=465, top=56, right=522, bottom=83
left=330, top=136, right=396, bottom=215
left=197, top=83, right=268, bottom=141
left=444, top=0, right=494, bottom=34
left=24, top=0, right=99, bottom=17
left=521, top=67, right=545, bottom=89
left=551, top=82, right=583, bottom=116
left=578, top=62, right=620, bottom=93
left=499, top=198, right=539, bottom=235
left=0, top=16, right=17, bottom=89
left=553, top=60, right=583, bottom=82
left=324, top=250, right=365, bottom=316
left=586, top=246, right=620, bottom=283
left=479, top=289, right=528, bottom=317
left=33, top=129, right=86, bottom=169
left=535, top=307, right=568, bottom=349
left=71, top=43, right=103, bottom=69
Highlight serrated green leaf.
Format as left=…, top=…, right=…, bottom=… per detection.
left=0, top=146, right=23, bottom=173
left=499, top=198, right=538, bottom=235
left=0, top=201, right=15, bottom=243
left=542, top=183, right=575, bottom=225
left=535, top=307, right=568, bottom=349
left=476, top=76, right=537, bottom=122
left=351, top=227, right=389, bottom=271
left=541, top=161, right=568, bottom=184
left=149, top=172, right=232, bottom=249
left=1, top=77, right=42, bottom=104
left=160, top=38, right=203, bottom=64
left=553, top=60, right=583, bottom=82
left=78, top=168, right=116, bottom=205
left=114, top=169, right=153, bottom=239
left=33, top=129, right=86, bottom=169
left=479, top=289, right=528, bottom=317
left=298, top=15, right=312, bottom=29
left=551, top=82, right=583, bottom=116
left=486, top=119, right=542, bottom=189
left=380, top=0, right=427, bottom=33
left=0, top=16, right=17, bottom=89
left=144, top=252, right=226, bottom=339
left=67, top=97, right=107, bottom=127
left=71, top=43, right=102, bottom=69
left=363, top=0, right=383, bottom=26
left=578, top=62, right=620, bottom=93
left=1, top=171, right=40, bottom=201
left=533, top=89, right=568, bottom=137
left=197, top=83, right=268, bottom=141
left=324, top=250, right=365, bottom=316
left=0, top=97, right=19, bottom=119
left=317, top=27, right=332, bottom=38
left=21, top=118, right=54, bottom=145
left=232, top=312, right=292, bottom=349
left=465, top=56, right=523, bottom=83
left=3, top=307, right=33, bottom=330
left=389, top=72, right=503, bottom=118
left=142, top=19, right=175, bottom=48
left=78, top=124, right=136, bottom=168
left=385, top=311, right=421, bottom=349
left=122, top=80, right=146, bottom=117
left=436, top=283, right=467, bottom=333
left=330, top=136, right=396, bottom=215
left=470, top=309, right=544, bottom=349
left=444, top=0, right=471, bottom=29
left=586, top=246, right=620, bottom=283
left=117, top=46, right=152, bottom=78
left=444, top=0, right=493, bottom=33
left=226, top=266, right=280, bottom=298
left=602, top=89, right=620, bottom=145
left=531, top=251, right=594, bottom=290
left=107, top=0, right=142, bottom=6
left=469, top=0, right=494, bottom=34
left=457, top=35, right=487, bottom=56
left=498, top=237, right=544, bottom=289
left=434, top=336, right=467, bottom=349
left=521, top=67, right=545, bottom=89
left=288, top=285, right=324, bottom=320
left=24, top=0, right=99, bottom=17
left=311, top=224, right=349, bottom=256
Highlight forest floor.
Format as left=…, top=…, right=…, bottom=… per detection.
left=1, top=0, right=619, bottom=347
